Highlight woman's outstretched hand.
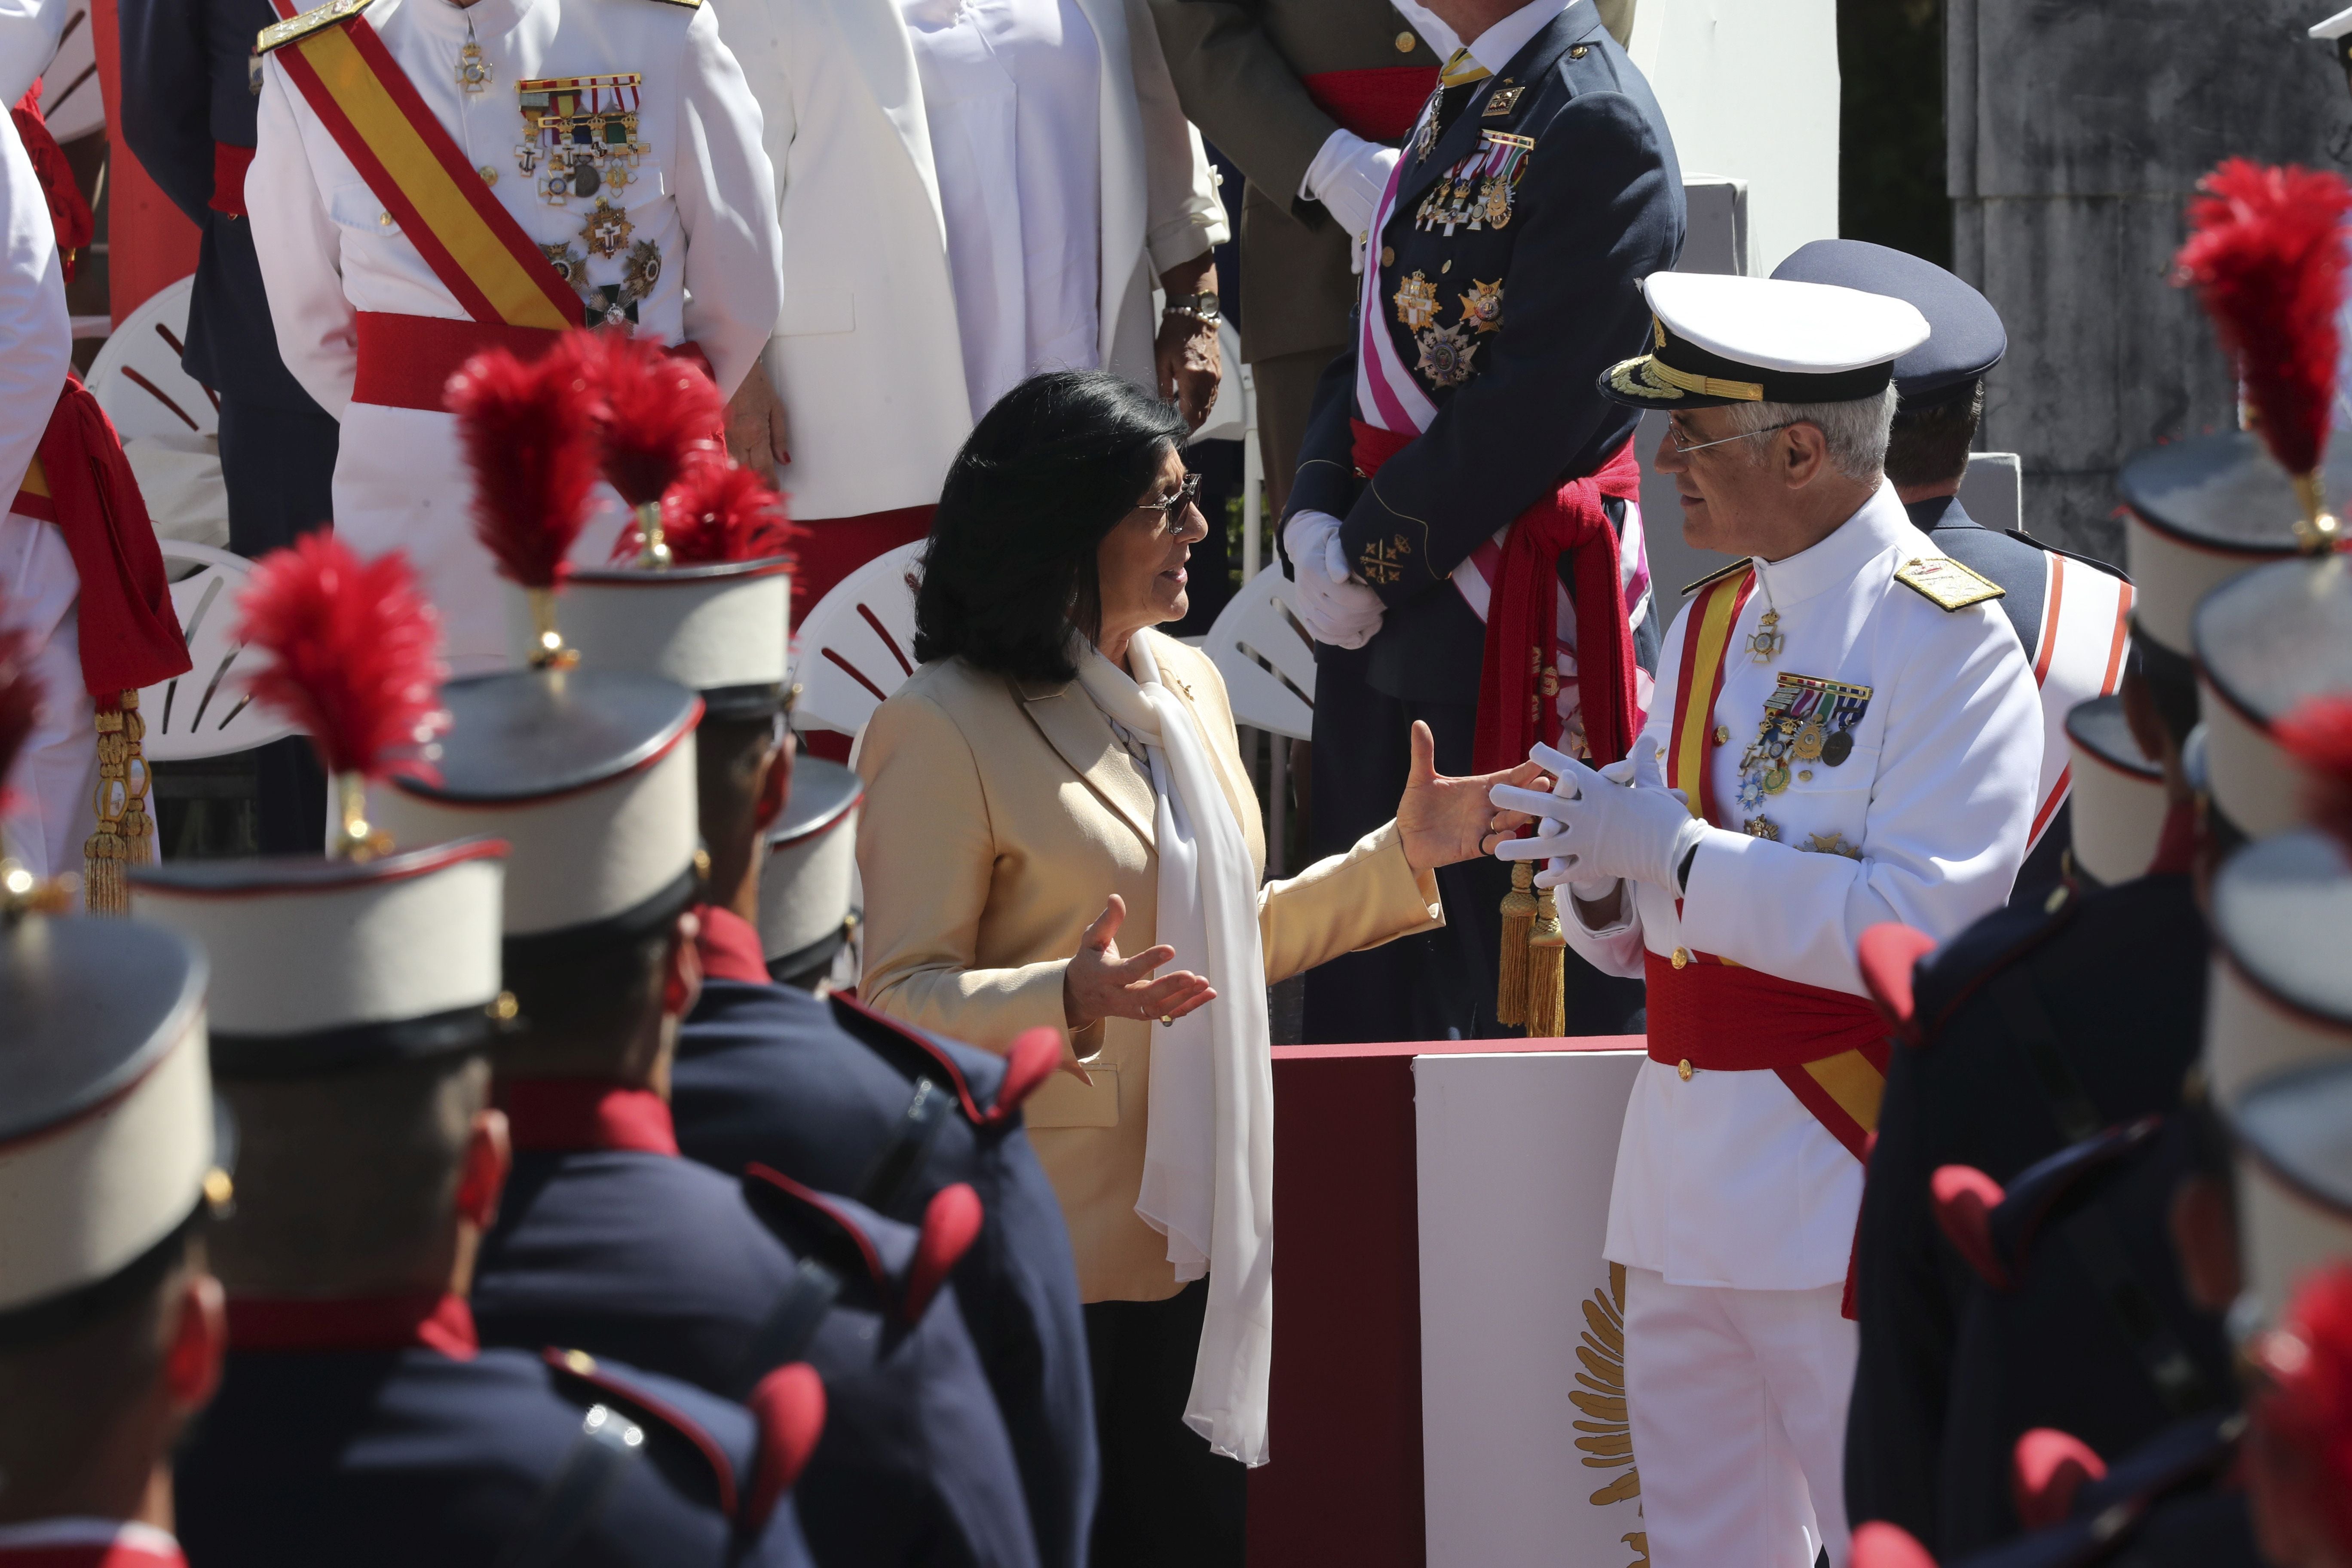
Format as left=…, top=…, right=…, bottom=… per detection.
left=1063, top=893, right=1217, bottom=1033
left=1396, top=720, right=1548, bottom=876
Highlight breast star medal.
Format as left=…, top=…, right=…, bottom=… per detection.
left=580, top=197, right=633, bottom=259
left=1459, top=279, right=1503, bottom=334
left=1393, top=271, right=1440, bottom=332
left=1414, top=322, right=1479, bottom=388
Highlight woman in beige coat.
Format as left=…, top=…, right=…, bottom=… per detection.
left=855, top=371, right=1533, bottom=1565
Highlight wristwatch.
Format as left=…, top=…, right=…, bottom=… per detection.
left=1164, top=292, right=1222, bottom=326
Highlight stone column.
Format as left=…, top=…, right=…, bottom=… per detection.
left=1948, top=0, right=2351, bottom=559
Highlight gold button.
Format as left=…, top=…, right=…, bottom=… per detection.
left=1395, top=30, right=1415, bottom=52
left=1380, top=246, right=1394, bottom=267
left=564, top=1349, right=598, bottom=1374
left=378, top=212, right=393, bottom=226
left=1712, top=725, right=1730, bottom=745
left=1798, top=769, right=1813, bottom=782
left=1677, top=1059, right=1694, bottom=1081
left=1569, top=43, right=1591, bottom=59
left=1671, top=947, right=1690, bottom=969
left=478, top=164, right=498, bottom=186
left=1441, top=259, right=1452, bottom=273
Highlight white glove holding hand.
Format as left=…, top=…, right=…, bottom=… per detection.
left=1284, top=509, right=1387, bottom=649
left=1302, top=129, right=1402, bottom=271
left=1490, top=736, right=1711, bottom=894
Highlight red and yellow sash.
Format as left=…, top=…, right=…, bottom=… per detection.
left=271, top=10, right=582, bottom=333
left=1652, top=565, right=1889, bottom=1163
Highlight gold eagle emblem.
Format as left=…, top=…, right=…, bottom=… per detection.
left=1574, top=1261, right=1648, bottom=1567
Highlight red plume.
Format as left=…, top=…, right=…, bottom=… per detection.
left=2275, top=693, right=2352, bottom=848
left=0, top=609, right=44, bottom=813
left=2250, top=1264, right=2352, bottom=1557
left=2174, top=159, right=2352, bottom=478
left=445, top=348, right=600, bottom=589
left=566, top=329, right=723, bottom=507
left=613, top=457, right=801, bottom=565
left=233, top=533, right=447, bottom=781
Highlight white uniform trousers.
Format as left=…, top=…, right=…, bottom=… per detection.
left=0, top=510, right=92, bottom=876
left=1623, top=1267, right=1858, bottom=1568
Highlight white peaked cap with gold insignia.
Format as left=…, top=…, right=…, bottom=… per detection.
left=1597, top=273, right=1930, bottom=411
left=2061, top=695, right=2170, bottom=887
left=757, top=756, right=864, bottom=983
left=0, top=913, right=214, bottom=1325
left=2190, top=553, right=2352, bottom=841
left=502, top=560, right=792, bottom=722
left=373, top=670, right=704, bottom=946
left=133, top=842, right=510, bottom=1078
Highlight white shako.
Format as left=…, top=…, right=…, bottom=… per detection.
left=2062, top=693, right=2169, bottom=888
left=518, top=558, right=790, bottom=723
left=2229, top=1055, right=2352, bottom=1332
left=756, top=756, right=864, bottom=986
left=2192, top=553, right=2352, bottom=842
left=129, top=534, right=511, bottom=1082
left=0, top=905, right=217, bottom=1333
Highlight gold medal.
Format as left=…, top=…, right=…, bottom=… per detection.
left=1393, top=271, right=1440, bottom=331
left=1747, top=608, right=1784, bottom=664
left=580, top=197, right=633, bottom=258
left=1763, top=765, right=1789, bottom=795
left=1792, top=719, right=1825, bottom=762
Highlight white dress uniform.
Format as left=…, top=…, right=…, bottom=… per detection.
left=0, top=108, right=81, bottom=876
left=247, top=0, right=783, bottom=674
left=1503, top=274, right=2044, bottom=1568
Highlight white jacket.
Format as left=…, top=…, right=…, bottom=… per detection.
left=708, top=0, right=1228, bottom=520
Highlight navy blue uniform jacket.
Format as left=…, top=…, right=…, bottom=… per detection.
left=469, top=1098, right=1040, bottom=1568
left=180, top=1340, right=816, bottom=1568
left=674, top=980, right=1096, bottom=1568
left=1285, top=5, right=1682, bottom=703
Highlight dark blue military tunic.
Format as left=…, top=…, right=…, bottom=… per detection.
left=1281, top=6, right=1681, bottom=1043
left=1845, top=871, right=2222, bottom=1556
left=1938, top=1412, right=2258, bottom=1568
left=672, top=967, right=1096, bottom=1568
left=178, top=1323, right=816, bottom=1568
left=469, top=1086, right=1041, bottom=1568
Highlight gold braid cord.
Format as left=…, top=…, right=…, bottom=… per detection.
left=84, top=689, right=153, bottom=915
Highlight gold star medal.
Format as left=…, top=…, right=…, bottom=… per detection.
left=1459, top=279, right=1503, bottom=333
left=580, top=198, right=633, bottom=259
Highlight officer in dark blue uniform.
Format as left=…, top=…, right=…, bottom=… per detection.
left=118, top=0, right=336, bottom=854
left=1844, top=667, right=2211, bottom=1551
left=134, top=834, right=821, bottom=1568
left=380, top=588, right=1040, bottom=1568
left=1770, top=241, right=2135, bottom=903
left=1280, top=0, right=1680, bottom=1042
left=537, top=550, right=1092, bottom=1568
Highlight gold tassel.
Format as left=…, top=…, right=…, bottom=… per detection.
left=525, top=587, right=579, bottom=670
left=1497, top=860, right=1537, bottom=1025
left=83, top=689, right=149, bottom=915
left=1525, top=885, right=1567, bottom=1038
left=2291, top=470, right=2343, bottom=554
left=632, top=498, right=672, bottom=570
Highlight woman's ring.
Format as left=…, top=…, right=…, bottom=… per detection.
left=1158, top=1014, right=1174, bottom=1027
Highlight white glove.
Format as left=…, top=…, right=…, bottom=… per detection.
left=1284, top=509, right=1387, bottom=649
left=1302, top=129, right=1401, bottom=266
left=1490, top=736, right=1711, bottom=894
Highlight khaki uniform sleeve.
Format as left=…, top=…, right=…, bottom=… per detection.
left=1257, top=819, right=1442, bottom=985
left=854, top=690, right=1075, bottom=1053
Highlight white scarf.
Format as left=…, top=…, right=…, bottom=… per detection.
left=1074, top=634, right=1276, bottom=1466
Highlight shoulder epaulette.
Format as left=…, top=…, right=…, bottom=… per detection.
left=829, top=990, right=1051, bottom=1125
left=643, top=0, right=701, bottom=9
left=1893, top=553, right=2005, bottom=611
left=255, top=0, right=372, bottom=55
left=2005, top=527, right=2134, bottom=585
left=1678, top=557, right=1751, bottom=598
left=543, top=1348, right=744, bottom=1520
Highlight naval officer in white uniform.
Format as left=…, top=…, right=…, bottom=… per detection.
left=1489, top=274, right=2043, bottom=1568
left=247, top=0, right=782, bottom=674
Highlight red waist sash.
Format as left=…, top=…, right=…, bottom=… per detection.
left=1642, top=949, right=1889, bottom=1163
left=352, top=312, right=715, bottom=411
left=1302, top=66, right=1439, bottom=145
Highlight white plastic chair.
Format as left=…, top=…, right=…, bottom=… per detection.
left=1200, top=564, right=1314, bottom=742
left=86, top=276, right=217, bottom=441
left=138, top=542, right=301, bottom=762
left=789, top=540, right=926, bottom=739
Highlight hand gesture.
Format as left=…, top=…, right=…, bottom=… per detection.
left=1396, top=720, right=1547, bottom=876
left=1062, top=894, right=1217, bottom=1032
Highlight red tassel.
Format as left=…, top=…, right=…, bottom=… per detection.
left=2174, top=159, right=2352, bottom=479
left=444, top=348, right=602, bottom=590
left=233, top=533, right=447, bottom=782
left=564, top=328, right=723, bottom=508
left=2275, top=693, right=2352, bottom=850
left=613, top=458, right=800, bottom=565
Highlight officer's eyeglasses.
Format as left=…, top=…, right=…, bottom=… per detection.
left=1667, top=418, right=1802, bottom=456
left=1134, top=473, right=1204, bottom=530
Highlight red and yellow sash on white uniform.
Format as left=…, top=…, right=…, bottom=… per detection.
left=261, top=0, right=585, bottom=406
left=1647, top=564, right=1890, bottom=1165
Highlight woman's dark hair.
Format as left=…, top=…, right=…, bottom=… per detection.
left=913, top=371, right=1189, bottom=683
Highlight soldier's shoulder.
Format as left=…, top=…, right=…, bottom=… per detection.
left=1911, top=884, right=2081, bottom=1044
left=254, top=0, right=370, bottom=55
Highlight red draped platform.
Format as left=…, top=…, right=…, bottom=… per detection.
left=1249, top=1035, right=1645, bottom=1568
